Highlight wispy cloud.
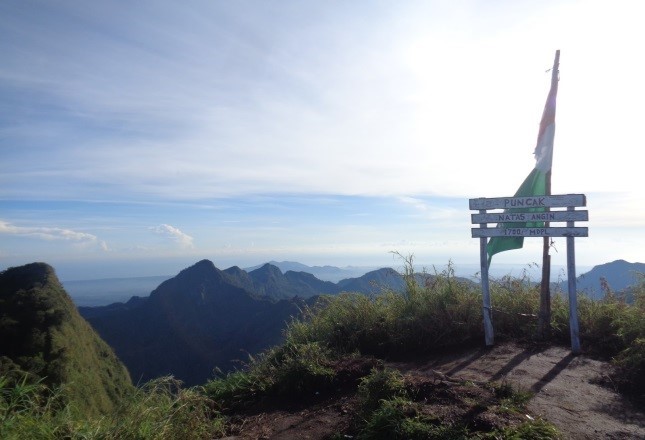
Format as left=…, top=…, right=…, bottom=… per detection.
left=0, top=219, right=108, bottom=250
left=7, top=1, right=643, bottom=201
left=398, top=196, right=429, bottom=211
left=151, top=224, right=194, bottom=249
left=397, top=197, right=464, bottom=226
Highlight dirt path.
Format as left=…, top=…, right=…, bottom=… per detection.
left=394, top=342, right=645, bottom=439
left=221, top=342, right=645, bottom=439
left=221, top=394, right=356, bottom=440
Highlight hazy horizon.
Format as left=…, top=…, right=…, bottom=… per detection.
left=55, top=257, right=596, bottom=284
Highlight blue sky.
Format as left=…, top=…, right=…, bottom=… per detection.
left=1, top=0, right=643, bottom=280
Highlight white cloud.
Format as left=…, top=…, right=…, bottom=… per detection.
left=151, top=224, right=194, bottom=249
left=0, top=219, right=107, bottom=249
left=398, top=197, right=429, bottom=211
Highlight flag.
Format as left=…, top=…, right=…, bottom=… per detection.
left=487, top=62, right=559, bottom=266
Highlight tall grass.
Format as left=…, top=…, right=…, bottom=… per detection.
left=286, top=262, right=483, bottom=357
left=0, top=375, right=225, bottom=439
left=205, top=340, right=337, bottom=412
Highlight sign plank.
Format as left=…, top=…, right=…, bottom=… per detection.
left=469, top=194, right=586, bottom=210
left=472, top=227, right=588, bottom=238
left=471, top=210, right=588, bottom=224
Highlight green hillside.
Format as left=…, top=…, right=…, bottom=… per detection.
left=0, top=262, right=132, bottom=416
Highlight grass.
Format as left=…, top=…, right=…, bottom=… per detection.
left=358, top=396, right=469, bottom=440
left=489, top=381, right=534, bottom=413
left=357, top=368, right=407, bottom=416
left=0, top=375, right=226, bottom=439
left=284, top=261, right=483, bottom=357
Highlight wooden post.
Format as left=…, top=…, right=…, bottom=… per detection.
left=567, top=206, right=581, bottom=353
left=538, top=236, right=551, bottom=339
left=479, top=209, right=494, bottom=346
left=538, top=50, right=560, bottom=339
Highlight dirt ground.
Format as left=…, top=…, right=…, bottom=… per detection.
left=220, top=342, right=645, bottom=439
left=397, top=342, right=645, bottom=439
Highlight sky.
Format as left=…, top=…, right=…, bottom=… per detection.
left=1, top=0, right=643, bottom=281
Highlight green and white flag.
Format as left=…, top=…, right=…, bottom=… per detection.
left=487, top=68, right=558, bottom=266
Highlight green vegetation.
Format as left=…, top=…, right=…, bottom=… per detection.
left=1, top=375, right=226, bottom=439
left=358, top=395, right=469, bottom=440
left=284, top=262, right=483, bottom=357
left=0, top=263, right=132, bottom=416
left=2, top=260, right=643, bottom=437
left=205, top=340, right=338, bottom=412
left=596, top=276, right=645, bottom=402
left=351, top=368, right=558, bottom=440
left=357, top=368, right=407, bottom=416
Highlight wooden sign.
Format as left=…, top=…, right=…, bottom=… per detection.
left=471, top=210, right=588, bottom=224
left=469, top=194, right=586, bottom=210
left=472, top=227, right=588, bottom=238
left=469, top=192, right=588, bottom=353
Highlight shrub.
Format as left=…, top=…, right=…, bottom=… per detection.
left=612, top=338, right=645, bottom=403
left=263, top=341, right=336, bottom=396
left=485, top=419, right=562, bottom=439
left=205, top=341, right=336, bottom=411
left=100, top=377, right=224, bottom=439
left=203, top=370, right=268, bottom=411
left=357, top=368, right=407, bottom=415
left=359, top=396, right=467, bottom=440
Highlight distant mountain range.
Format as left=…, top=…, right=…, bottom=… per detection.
left=63, top=262, right=380, bottom=306
left=79, top=260, right=315, bottom=386
left=559, top=259, right=644, bottom=300
left=244, top=261, right=377, bottom=282
left=78, top=261, right=445, bottom=385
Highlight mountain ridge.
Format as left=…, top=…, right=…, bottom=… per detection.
left=77, top=260, right=469, bottom=385
left=62, top=259, right=644, bottom=308
left=79, top=260, right=312, bottom=386
left=560, top=259, right=644, bottom=300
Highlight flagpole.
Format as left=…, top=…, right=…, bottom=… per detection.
left=538, top=50, right=560, bottom=340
